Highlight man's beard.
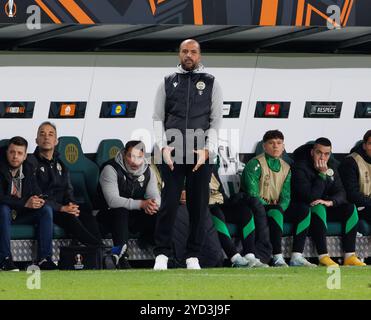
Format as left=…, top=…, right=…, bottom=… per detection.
left=182, top=61, right=196, bottom=71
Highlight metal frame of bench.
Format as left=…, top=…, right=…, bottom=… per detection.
left=11, top=236, right=371, bottom=262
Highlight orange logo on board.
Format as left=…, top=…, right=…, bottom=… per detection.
left=60, top=104, right=76, bottom=117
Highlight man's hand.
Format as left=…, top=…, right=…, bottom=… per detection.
left=61, top=202, right=80, bottom=216
left=162, top=146, right=175, bottom=171
left=314, top=159, right=328, bottom=174
left=180, top=190, right=186, bottom=205
left=193, top=149, right=209, bottom=172
left=140, top=199, right=159, bottom=215
left=25, top=195, right=45, bottom=209
left=310, top=199, right=333, bottom=207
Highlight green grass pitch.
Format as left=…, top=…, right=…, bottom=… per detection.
left=0, top=267, right=370, bottom=300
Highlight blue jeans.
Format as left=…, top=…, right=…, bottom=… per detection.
left=0, top=204, right=53, bottom=262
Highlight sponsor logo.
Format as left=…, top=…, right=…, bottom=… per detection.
left=305, top=102, right=342, bottom=118
left=222, top=104, right=231, bottom=116
left=310, top=105, right=337, bottom=115
left=111, top=104, right=127, bottom=116
left=5, top=105, right=25, bottom=114
left=265, top=103, right=280, bottom=116
left=60, top=103, right=76, bottom=117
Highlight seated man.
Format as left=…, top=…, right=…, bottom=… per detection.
left=28, top=122, right=102, bottom=247
left=208, top=166, right=268, bottom=268
left=96, top=140, right=160, bottom=269
left=241, top=130, right=291, bottom=267
left=288, top=137, right=365, bottom=267
left=339, top=130, right=371, bottom=227
left=0, top=136, right=57, bottom=271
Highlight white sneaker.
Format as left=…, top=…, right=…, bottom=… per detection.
left=272, top=255, right=289, bottom=267
left=153, top=254, right=168, bottom=270
left=244, top=254, right=269, bottom=268
left=186, top=257, right=201, bottom=270
left=231, top=253, right=249, bottom=268
left=290, top=254, right=317, bottom=267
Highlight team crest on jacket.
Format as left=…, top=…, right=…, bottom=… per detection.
left=138, top=174, right=145, bottom=187
left=196, top=81, right=205, bottom=90
left=40, top=166, right=45, bottom=173
left=57, top=163, right=62, bottom=175
left=196, top=81, right=205, bottom=96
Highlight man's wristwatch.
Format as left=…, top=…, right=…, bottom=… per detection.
left=325, top=168, right=334, bottom=177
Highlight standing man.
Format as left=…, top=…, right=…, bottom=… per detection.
left=0, top=137, right=56, bottom=271
left=241, top=130, right=291, bottom=267
left=152, top=39, right=223, bottom=270
left=28, top=122, right=102, bottom=247
left=288, top=138, right=365, bottom=267
left=339, top=130, right=371, bottom=226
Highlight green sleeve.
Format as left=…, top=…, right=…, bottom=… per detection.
left=241, top=159, right=267, bottom=205
left=279, top=170, right=291, bottom=211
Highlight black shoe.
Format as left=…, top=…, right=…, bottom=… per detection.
left=1, top=257, right=19, bottom=271
left=38, top=257, right=58, bottom=270
left=112, top=254, right=131, bottom=269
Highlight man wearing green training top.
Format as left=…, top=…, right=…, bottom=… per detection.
left=241, top=130, right=291, bottom=267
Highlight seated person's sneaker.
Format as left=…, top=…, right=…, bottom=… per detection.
left=1, top=257, right=19, bottom=271
left=272, top=255, right=289, bottom=267
left=38, top=257, right=58, bottom=270
left=186, top=257, right=201, bottom=270
left=154, top=254, right=168, bottom=270
left=112, top=244, right=131, bottom=269
left=252, top=258, right=269, bottom=268
left=244, top=254, right=269, bottom=268
left=343, top=255, right=366, bottom=266
left=319, top=255, right=339, bottom=267
left=290, top=254, right=317, bottom=267
left=113, top=254, right=131, bottom=269
left=231, top=254, right=249, bottom=268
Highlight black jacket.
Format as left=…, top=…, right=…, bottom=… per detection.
left=339, top=143, right=371, bottom=207
left=290, top=144, right=347, bottom=207
left=0, top=146, right=41, bottom=210
left=28, top=148, right=75, bottom=212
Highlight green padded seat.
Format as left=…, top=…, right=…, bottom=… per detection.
left=95, top=139, right=124, bottom=168
left=0, top=139, right=9, bottom=148
left=10, top=224, right=66, bottom=240
left=254, top=140, right=294, bottom=165
left=227, top=223, right=237, bottom=236
left=325, top=222, right=342, bottom=236
left=56, top=136, right=99, bottom=209
left=228, top=222, right=294, bottom=237
left=283, top=222, right=293, bottom=236
left=227, top=222, right=343, bottom=238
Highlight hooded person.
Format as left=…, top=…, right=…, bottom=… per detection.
left=96, top=140, right=161, bottom=269
left=339, top=130, right=371, bottom=226
left=287, top=138, right=365, bottom=267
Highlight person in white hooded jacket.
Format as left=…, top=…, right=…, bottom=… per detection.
left=96, top=140, right=161, bottom=269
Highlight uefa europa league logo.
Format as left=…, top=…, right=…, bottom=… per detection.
left=5, top=0, right=16, bottom=18
left=74, top=253, right=84, bottom=270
